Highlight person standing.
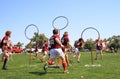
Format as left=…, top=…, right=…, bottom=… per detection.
left=34, top=42, right=39, bottom=59
left=95, top=38, right=103, bottom=60
left=1, top=30, right=12, bottom=70
left=41, top=40, right=48, bottom=62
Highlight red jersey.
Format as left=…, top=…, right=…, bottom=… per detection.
left=75, top=41, right=84, bottom=49
left=1, top=36, right=9, bottom=45
left=42, top=42, right=48, bottom=52
left=96, top=42, right=102, bottom=50
left=49, top=34, right=61, bottom=49
left=1, top=36, right=9, bottom=51
left=61, top=36, right=70, bottom=48
left=35, top=44, right=38, bottom=52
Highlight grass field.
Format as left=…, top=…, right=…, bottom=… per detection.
left=0, top=52, right=120, bottom=79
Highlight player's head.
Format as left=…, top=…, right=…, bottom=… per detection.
left=96, top=38, right=102, bottom=42
left=5, top=30, right=12, bottom=37
left=53, top=28, right=58, bottom=34
left=63, top=31, right=68, bottom=36
left=79, top=38, right=84, bottom=42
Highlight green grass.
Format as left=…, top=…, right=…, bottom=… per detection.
left=0, top=52, right=120, bottom=79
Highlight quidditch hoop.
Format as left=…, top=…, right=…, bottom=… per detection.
left=52, top=16, right=69, bottom=30
left=81, top=27, right=100, bottom=39
left=81, top=27, right=100, bottom=65
left=25, top=24, right=39, bottom=40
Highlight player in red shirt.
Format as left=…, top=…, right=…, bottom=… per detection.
left=34, top=42, right=39, bottom=59
left=1, top=30, right=12, bottom=70
left=57, top=32, right=72, bottom=66
left=44, top=29, right=68, bottom=73
left=41, top=40, right=48, bottom=62
left=72, top=38, right=84, bottom=63
left=95, top=38, right=103, bottom=60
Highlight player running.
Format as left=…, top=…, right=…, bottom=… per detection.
left=72, top=38, right=84, bottom=63
left=57, top=32, right=72, bottom=66
left=41, top=40, right=49, bottom=62
left=44, top=29, right=68, bottom=73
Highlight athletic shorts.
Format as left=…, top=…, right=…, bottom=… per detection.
left=1, top=52, right=9, bottom=57
left=43, top=51, right=47, bottom=55
left=8, top=52, right=12, bottom=55
left=96, top=50, right=102, bottom=53
left=49, top=48, right=64, bottom=59
left=74, top=48, right=80, bottom=54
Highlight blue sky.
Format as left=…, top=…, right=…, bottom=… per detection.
left=0, top=0, right=120, bottom=47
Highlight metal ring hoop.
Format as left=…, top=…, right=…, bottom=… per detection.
left=24, top=24, right=39, bottom=40
left=81, top=27, right=100, bottom=39
left=52, top=16, right=69, bottom=30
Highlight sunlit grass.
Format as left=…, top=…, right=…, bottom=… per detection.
left=0, top=52, right=120, bottom=79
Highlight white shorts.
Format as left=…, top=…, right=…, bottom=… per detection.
left=1, top=52, right=9, bottom=57
left=43, top=51, right=47, bottom=55
left=49, top=48, right=64, bottom=59
left=9, top=52, right=12, bottom=55
left=96, top=50, right=102, bottom=53
left=74, top=48, right=80, bottom=54
left=36, top=51, right=39, bottom=54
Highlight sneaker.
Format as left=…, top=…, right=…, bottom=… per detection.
left=44, top=63, right=48, bottom=72
left=63, top=70, right=69, bottom=74
left=48, top=64, right=60, bottom=68
left=54, top=65, right=60, bottom=68
left=77, top=61, right=80, bottom=63
left=2, top=67, right=8, bottom=70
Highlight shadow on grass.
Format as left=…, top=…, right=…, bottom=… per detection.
left=29, top=71, right=64, bottom=76
left=29, top=71, right=46, bottom=76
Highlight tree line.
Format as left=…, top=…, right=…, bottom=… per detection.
left=16, top=33, right=120, bottom=52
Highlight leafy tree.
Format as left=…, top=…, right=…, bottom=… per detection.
left=25, top=32, right=48, bottom=48
left=16, top=42, right=24, bottom=48
left=108, top=35, right=120, bottom=52
left=84, top=38, right=95, bottom=50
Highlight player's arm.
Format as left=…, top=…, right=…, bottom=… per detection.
left=68, top=42, right=72, bottom=47
left=66, top=38, right=72, bottom=48
left=55, top=38, right=64, bottom=48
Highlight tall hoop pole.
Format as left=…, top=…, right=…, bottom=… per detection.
left=24, top=24, right=39, bottom=64
left=81, top=27, right=100, bottom=64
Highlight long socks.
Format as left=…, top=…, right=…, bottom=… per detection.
left=62, top=61, right=67, bottom=71
left=2, top=58, right=8, bottom=69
